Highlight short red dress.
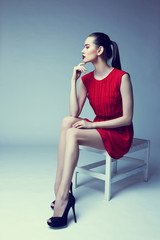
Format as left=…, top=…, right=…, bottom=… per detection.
left=81, top=68, right=134, bottom=159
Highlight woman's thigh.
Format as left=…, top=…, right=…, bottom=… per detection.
left=68, top=128, right=105, bottom=150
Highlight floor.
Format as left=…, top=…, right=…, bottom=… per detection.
left=0, top=145, right=160, bottom=240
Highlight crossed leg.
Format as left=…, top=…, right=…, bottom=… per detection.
left=48, top=116, right=105, bottom=221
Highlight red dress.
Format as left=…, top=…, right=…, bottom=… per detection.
left=81, top=68, right=134, bottom=159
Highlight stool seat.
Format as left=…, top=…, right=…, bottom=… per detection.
left=73, top=137, right=150, bottom=201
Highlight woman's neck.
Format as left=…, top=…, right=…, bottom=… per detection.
left=92, top=58, right=113, bottom=77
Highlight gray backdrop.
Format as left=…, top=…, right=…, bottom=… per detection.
left=0, top=0, right=160, bottom=160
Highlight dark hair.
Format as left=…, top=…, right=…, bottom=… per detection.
left=88, top=32, right=121, bottom=70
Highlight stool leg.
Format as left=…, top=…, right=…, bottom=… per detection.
left=144, top=140, right=150, bottom=182
left=104, top=154, right=112, bottom=201
left=73, top=168, right=78, bottom=188
left=112, top=160, right=117, bottom=176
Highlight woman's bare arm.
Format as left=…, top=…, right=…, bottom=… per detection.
left=69, top=63, right=87, bottom=117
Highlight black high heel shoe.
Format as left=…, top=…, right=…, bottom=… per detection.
left=50, top=182, right=73, bottom=209
left=47, top=193, right=77, bottom=228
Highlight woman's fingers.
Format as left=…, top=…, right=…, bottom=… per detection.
left=72, top=120, right=93, bottom=129
left=76, top=63, right=87, bottom=71
left=79, top=62, right=86, bottom=66
left=72, top=121, right=83, bottom=128
left=80, top=64, right=87, bottom=71
left=72, top=120, right=86, bottom=128
left=72, top=63, right=87, bottom=81
left=76, top=66, right=87, bottom=73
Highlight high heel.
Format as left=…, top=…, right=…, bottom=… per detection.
left=47, top=193, right=77, bottom=228
left=50, top=182, right=73, bottom=209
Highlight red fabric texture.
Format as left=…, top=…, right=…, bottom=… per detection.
left=81, top=68, right=134, bottom=159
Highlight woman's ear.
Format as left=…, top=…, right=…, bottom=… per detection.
left=97, top=46, right=104, bottom=56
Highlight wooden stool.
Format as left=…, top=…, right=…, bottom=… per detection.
left=73, top=138, right=150, bottom=200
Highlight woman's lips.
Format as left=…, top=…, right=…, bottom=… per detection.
left=82, top=55, right=85, bottom=59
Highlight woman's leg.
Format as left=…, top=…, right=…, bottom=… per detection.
left=51, top=127, right=105, bottom=219
left=54, top=116, right=83, bottom=197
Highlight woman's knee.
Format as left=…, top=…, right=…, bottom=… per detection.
left=66, top=128, right=79, bottom=141
left=61, top=116, right=79, bottom=130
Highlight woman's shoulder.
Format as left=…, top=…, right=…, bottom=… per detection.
left=114, top=68, right=130, bottom=78
left=112, top=68, right=131, bottom=88
left=81, top=71, right=93, bottom=80
left=81, top=71, right=93, bottom=89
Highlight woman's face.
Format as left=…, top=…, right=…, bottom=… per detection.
left=81, top=36, right=99, bottom=63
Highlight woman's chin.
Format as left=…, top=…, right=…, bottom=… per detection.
left=83, top=59, right=89, bottom=64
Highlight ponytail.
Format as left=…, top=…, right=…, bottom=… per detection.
left=111, top=41, right=121, bottom=70
left=88, top=32, right=122, bottom=70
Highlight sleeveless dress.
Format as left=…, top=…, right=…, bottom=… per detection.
left=81, top=68, right=134, bottom=159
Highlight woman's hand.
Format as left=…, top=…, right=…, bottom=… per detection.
left=72, top=120, right=94, bottom=129
left=72, top=63, right=87, bottom=81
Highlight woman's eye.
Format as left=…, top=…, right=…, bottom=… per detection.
left=86, top=46, right=89, bottom=49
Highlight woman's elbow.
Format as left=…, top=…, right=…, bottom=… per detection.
left=70, top=113, right=78, bottom=118
left=70, top=111, right=80, bottom=118
left=125, top=116, right=133, bottom=126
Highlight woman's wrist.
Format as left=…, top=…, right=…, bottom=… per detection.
left=92, top=122, right=97, bottom=128
left=71, top=79, right=77, bottom=88
left=71, top=78, right=77, bottom=84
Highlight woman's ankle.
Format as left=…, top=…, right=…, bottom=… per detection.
left=56, top=184, right=70, bottom=201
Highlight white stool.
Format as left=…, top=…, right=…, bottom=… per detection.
left=73, top=138, right=150, bottom=200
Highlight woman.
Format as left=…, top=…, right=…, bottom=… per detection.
left=47, top=32, right=134, bottom=228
